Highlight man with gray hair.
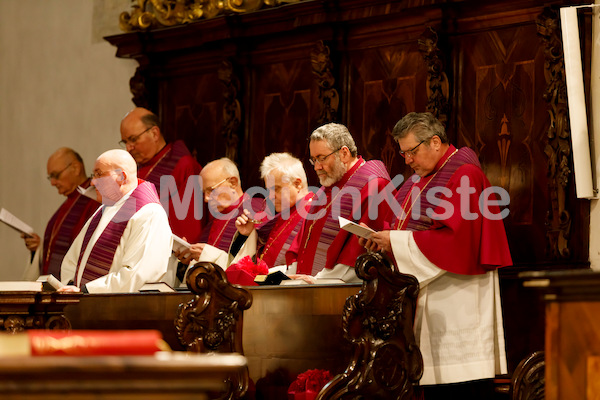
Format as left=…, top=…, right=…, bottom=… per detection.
left=286, top=123, right=392, bottom=282
left=362, top=112, right=512, bottom=398
left=232, top=152, right=314, bottom=269
left=59, top=149, right=172, bottom=293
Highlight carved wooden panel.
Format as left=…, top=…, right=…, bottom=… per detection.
left=160, top=71, right=225, bottom=167
left=246, top=40, right=325, bottom=188
left=346, top=42, right=429, bottom=180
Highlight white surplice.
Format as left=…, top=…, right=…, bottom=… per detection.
left=389, top=230, right=507, bottom=385
left=61, top=189, right=172, bottom=293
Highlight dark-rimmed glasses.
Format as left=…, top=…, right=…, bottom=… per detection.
left=399, top=141, right=425, bottom=158
left=118, top=126, right=153, bottom=148
left=309, top=148, right=342, bottom=166
left=47, top=162, right=72, bottom=181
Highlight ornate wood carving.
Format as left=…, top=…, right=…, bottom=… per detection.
left=317, top=252, right=423, bottom=400
left=311, top=40, right=339, bottom=126
left=0, top=292, right=78, bottom=333
left=175, top=262, right=252, bottom=399
left=119, top=0, right=308, bottom=31
left=510, top=351, right=545, bottom=400
left=536, top=7, right=572, bottom=259
left=218, top=60, right=242, bottom=163
left=130, top=65, right=151, bottom=109
left=418, top=26, right=450, bottom=127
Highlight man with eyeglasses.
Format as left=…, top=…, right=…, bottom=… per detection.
left=58, top=149, right=172, bottom=293
left=21, top=148, right=99, bottom=281
left=361, top=112, right=512, bottom=399
left=120, top=107, right=203, bottom=243
left=285, top=123, right=392, bottom=282
left=174, top=158, right=264, bottom=281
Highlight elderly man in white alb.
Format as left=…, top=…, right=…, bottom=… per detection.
left=59, top=149, right=172, bottom=293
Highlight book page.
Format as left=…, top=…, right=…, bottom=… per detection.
left=172, top=234, right=191, bottom=253
left=0, top=208, right=34, bottom=236
left=338, top=216, right=376, bottom=239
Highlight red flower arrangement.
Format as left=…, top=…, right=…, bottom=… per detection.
left=225, top=255, right=269, bottom=286
left=287, top=369, right=333, bottom=400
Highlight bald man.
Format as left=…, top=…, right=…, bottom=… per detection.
left=59, top=150, right=172, bottom=293
left=22, top=148, right=99, bottom=280
left=120, top=107, right=203, bottom=243
left=175, top=157, right=263, bottom=274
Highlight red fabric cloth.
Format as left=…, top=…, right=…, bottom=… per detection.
left=412, top=162, right=512, bottom=274
left=138, top=141, right=203, bottom=243
left=226, top=255, right=268, bottom=286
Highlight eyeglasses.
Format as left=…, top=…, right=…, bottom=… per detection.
left=47, top=162, right=72, bottom=181
left=309, top=148, right=341, bottom=166
left=90, top=169, right=121, bottom=180
left=399, top=141, right=425, bottom=158
left=203, top=177, right=230, bottom=196
left=118, top=126, right=153, bottom=148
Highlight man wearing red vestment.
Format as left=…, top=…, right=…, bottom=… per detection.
left=232, top=152, right=315, bottom=268
left=285, top=123, right=392, bottom=283
left=120, top=107, right=203, bottom=243
left=362, top=112, right=512, bottom=399
left=174, top=158, right=263, bottom=278
left=21, top=148, right=99, bottom=280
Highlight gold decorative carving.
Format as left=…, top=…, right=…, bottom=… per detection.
left=218, top=60, right=242, bottom=163
left=418, top=27, right=450, bottom=127
left=318, top=252, right=423, bottom=399
left=175, top=261, right=252, bottom=399
left=311, top=40, right=339, bottom=126
left=120, top=0, right=306, bottom=31
left=536, top=7, right=572, bottom=259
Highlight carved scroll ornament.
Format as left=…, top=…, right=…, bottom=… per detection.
left=311, top=40, right=340, bottom=125
left=536, top=7, right=572, bottom=259
left=218, top=60, right=242, bottom=163
left=120, top=0, right=307, bottom=31
left=418, top=26, right=451, bottom=127
left=317, top=252, right=423, bottom=400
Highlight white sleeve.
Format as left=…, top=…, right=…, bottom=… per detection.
left=196, top=244, right=229, bottom=269
left=227, top=230, right=258, bottom=267
left=85, top=204, right=173, bottom=293
left=389, top=230, right=445, bottom=288
left=314, top=263, right=361, bottom=283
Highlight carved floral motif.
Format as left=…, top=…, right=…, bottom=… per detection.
left=536, top=7, right=572, bottom=259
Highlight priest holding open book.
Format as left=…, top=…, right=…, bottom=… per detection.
left=59, top=149, right=172, bottom=293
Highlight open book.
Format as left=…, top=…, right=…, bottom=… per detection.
left=0, top=208, right=34, bottom=237
left=338, top=216, right=376, bottom=239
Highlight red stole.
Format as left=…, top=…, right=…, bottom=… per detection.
left=41, top=179, right=99, bottom=276
left=392, top=146, right=512, bottom=275
left=74, top=180, right=160, bottom=286
left=290, top=158, right=391, bottom=275
left=199, top=194, right=265, bottom=252
left=258, top=192, right=315, bottom=267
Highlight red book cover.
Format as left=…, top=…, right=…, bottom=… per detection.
left=25, top=330, right=169, bottom=356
